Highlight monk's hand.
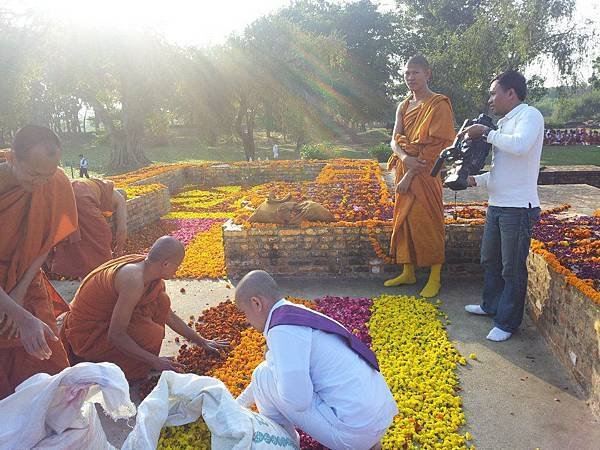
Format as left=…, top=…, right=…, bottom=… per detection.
left=15, top=311, right=57, bottom=360
left=396, top=172, right=414, bottom=195
left=0, top=315, right=20, bottom=340
left=152, top=356, right=186, bottom=373
left=400, top=155, right=426, bottom=171
left=199, top=337, right=229, bottom=355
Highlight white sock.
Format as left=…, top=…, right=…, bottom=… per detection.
left=465, top=304, right=488, bottom=315
left=486, top=327, right=512, bottom=342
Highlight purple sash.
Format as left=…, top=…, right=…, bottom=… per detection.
left=268, top=304, right=380, bottom=371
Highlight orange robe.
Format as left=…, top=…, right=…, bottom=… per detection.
left=0, top=166, right=77, bottom=399
left=51, top=179, right=115, bottom=278
left=59, top=255, right=171, bottom=380
left=388, top=94, right=455, bottom=267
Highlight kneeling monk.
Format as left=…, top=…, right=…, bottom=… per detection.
left=0, top=125, right=78, bottom=400
left=235, top=270, right=398, bottom=450
left=60, top=236, right=228, bottom=380
left=51, top=178, right=127, bottom=278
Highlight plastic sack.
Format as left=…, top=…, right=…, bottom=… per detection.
left=123, top=371, right=298, bottom=450
left=0, top=362, right=136, bottom=450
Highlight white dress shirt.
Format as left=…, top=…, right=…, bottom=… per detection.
left=262, top=299, right=397, bottom=430
left=473, top=103, right=544, bottom=207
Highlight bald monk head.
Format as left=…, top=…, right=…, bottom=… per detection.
left=8, top=125, right=61, bottom=192
left=145, top=236, right=185, bottom=280
left=235, top=270, right=283, bottom=332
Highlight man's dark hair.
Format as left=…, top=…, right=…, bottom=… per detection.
left=12, top=125, right=60, bottom=160
left=493, top=70, right=527, bottom=101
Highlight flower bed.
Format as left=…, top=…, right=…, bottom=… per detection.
left=155, top=295, right=472, bottom=450
left=532, top=208, right=600, bottom=304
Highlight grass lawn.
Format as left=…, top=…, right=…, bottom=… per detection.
left=539, top=145, right=600, bottom=166
left=58, top=132, right=599, bottom=177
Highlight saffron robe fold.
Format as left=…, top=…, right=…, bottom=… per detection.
left=388, top=94, right=456, bottom=266
left=0, top=166, right=77, bottom=399
left=59, top=255, right=171, bottom=380
left=51, top=178, right=116, bottom=278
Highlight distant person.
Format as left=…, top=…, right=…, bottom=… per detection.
left=385, top=54, right=456, bottom=298
left=79, top=154, right=89, bottom=178
left=59, top=236, right=228, bottom=381
left=462, top=70, right=544, bottom=342
left=50, top=178, right=128, bottom=278
left=272, top=143, right=279, bottom=159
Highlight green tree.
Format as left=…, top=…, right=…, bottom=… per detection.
left=48, top=26, right=179, bottom=171
left=394, top=0, right=588, bottom=121
left=589, top=56, right=600, bottom=90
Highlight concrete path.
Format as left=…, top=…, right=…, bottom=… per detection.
left=53, top=277, right=600, bottom=450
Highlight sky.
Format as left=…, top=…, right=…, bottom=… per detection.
left=3, top=0, right=599, bottom=84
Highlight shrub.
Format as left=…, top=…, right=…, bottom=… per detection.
left=300, top=142, right=339, bottom=160
left=369, top=143, right=392, bottom=162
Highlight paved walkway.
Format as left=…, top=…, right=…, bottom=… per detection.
left=53, top=277, right=600, bottom=450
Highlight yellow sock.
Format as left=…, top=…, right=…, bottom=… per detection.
left=420, top=264, right=442, bottom=298
left=384, top=264, right=416, bottom=287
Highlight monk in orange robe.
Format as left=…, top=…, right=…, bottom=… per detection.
left=385, top=55, right=456, bottom=298
left=50, top=178, right=127, bottom=278
left=0, top=125, right=77, bottom=399
left=59, top=236, right=228, bottom=380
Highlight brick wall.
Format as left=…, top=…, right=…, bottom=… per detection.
left=223, top=222, right=483, bottom=280
left=537, top=165, right=600, bottom=188
left=124, top=186, right=171, bottom=231
left=526, top=252, right=600, bottom=418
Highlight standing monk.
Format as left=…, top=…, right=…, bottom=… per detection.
left=50, top=178, right=127, bottom=278
left=60, top=236, right=228, bottom=380
left=0, top=125, right=78, bottom=399
left=384, top=55, right=456, bottom=298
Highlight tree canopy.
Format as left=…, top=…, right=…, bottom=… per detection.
left=0, top=0, right=593, bottom=170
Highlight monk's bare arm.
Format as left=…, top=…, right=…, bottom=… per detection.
left=390, top=103, right=426, bottom=171
left=9, top=251, right=50, bottom=305
left=111, top=190, right=127, bottom=254
left=166, top=311, right=205, bottom=346
left=166, top=310, right=229, bottom=354
left=390, top=103, right=407, bottom=159
left=109, top=267, right=161, bottom=366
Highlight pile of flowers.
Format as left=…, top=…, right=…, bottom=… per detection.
left=154, top=295, right=472, bottom=449
left=121, top=183, right=165, bottom=199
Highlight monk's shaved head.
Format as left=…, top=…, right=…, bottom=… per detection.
left=12, top=125, right=61, bottom=161
left=235, top=270, right=282, bottom=306
left=406, top=54, right=430, bottom=71
left=147, top=236, right=185, bottom=264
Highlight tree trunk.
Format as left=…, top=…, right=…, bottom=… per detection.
left=234, top=93, right=256, bottom=161
left=91, top=99, right=150, bottom=173
left=82, top=108, right=88, bottom=134
left=295, top=131, right=305, bottom=160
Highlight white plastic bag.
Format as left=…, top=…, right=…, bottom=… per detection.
left=123, top=371, right=298, bottom=450
left=0, top=362, right=136, bottom=450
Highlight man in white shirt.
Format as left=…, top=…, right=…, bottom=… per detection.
left=272, top=143, right=279, bottom=159
left=79, top=154, right=89, bottom=178
left=234, top=270, right=397, bottom=450
left=460, top=70, right=544, bottom=342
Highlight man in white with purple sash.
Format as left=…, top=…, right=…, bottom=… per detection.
left=234, top=270, right=398, bottom=450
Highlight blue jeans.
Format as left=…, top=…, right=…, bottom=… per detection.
left=480, top=206, right=541, bottom=333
